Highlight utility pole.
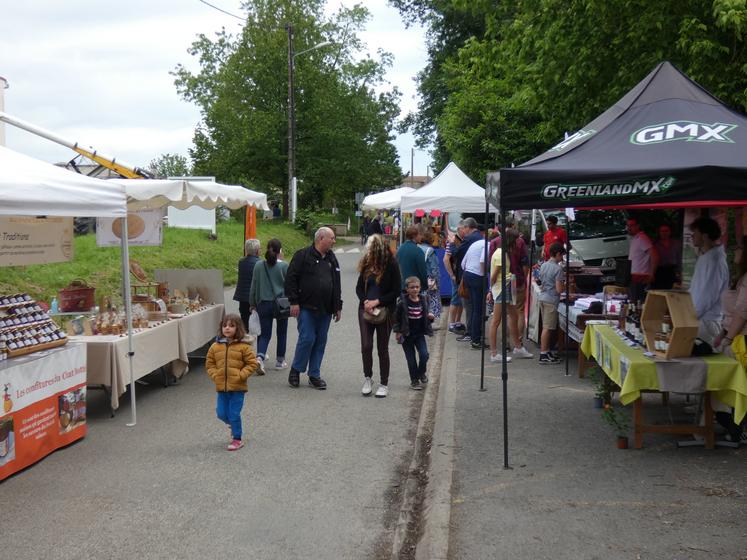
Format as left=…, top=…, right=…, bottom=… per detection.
left=286, top=23, right=295, bottom=220
left=410, top=147, right=414, bottom=186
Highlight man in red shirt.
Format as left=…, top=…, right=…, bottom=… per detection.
left=543, top=215, right=568, bottom=260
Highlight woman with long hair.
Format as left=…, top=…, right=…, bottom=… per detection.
left=355, top=234, right=402, bottom=398
left=487, top=228, right=533, bottom=361
left=249, top=238, right=289, bottom=375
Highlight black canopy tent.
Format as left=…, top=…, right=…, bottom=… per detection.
left=485, top=61, right=747, bottom=467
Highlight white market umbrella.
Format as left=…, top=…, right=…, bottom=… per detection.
left=400, top=161, right=498, bottom=213
left=361, top=186, right=415, bottom=210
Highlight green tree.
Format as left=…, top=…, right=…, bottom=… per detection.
left=147, top=153, right=191, bottom=179
left=173, top=0, right=402, bottom=217
left=394, top=0, right=747, bottom=179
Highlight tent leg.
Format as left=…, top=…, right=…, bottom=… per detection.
left=121, top=219, right=137, bottom=427
left=499, top=206, right=511, bottom=470
left=479, top=200, right=488, bottom=392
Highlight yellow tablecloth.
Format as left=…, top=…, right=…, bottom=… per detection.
left=581, top=324, right=747, bottom=423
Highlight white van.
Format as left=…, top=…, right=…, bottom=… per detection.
left=535, top=209, right=629, bottom=267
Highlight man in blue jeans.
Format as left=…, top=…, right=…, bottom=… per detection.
left=284, top=227, right=343, bottom=390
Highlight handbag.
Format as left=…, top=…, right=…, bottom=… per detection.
left=363, top=306, right=388, bottom=325
left=263, top=262, right=291, bottom=319
left=458, top=277, right=470, bottom=300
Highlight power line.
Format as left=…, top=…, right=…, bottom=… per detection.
left=197, top=0, right=245, bottom=21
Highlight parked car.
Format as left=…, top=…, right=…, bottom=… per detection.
left=534, top=209, right=629, bottom=268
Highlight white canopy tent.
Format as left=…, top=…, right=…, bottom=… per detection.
left=361, top=186, right=415, bottom=211
left=108, top=178, right=270, bottom=211
left=400, top=161, right=498, bottom=213
left=0, top=146, right=141, bottom=425
left=0, top=145, right=126, bottom=217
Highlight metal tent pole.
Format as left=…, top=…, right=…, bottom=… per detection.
left=500, top=206, right=510, bottom=469
left=121, top=218, right=136, bottom=426
left=479, top=200, right=488, bottom=391
left=564, top=234, right=571, bottom=377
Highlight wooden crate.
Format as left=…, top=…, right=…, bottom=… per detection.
left=641, top=290, right=698, bottom=359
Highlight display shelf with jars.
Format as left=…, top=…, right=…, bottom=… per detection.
left=0, top=293, right=68, bottom=359
left=640, top=290, right=699, bottom=359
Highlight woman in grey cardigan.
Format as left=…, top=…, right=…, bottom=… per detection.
left=249, top=238, right=289, bottom=374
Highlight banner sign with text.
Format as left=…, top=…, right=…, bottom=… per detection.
left=0, top=216, right=73, bottom=267
left=96, top=209, right=163, bottom=247
left=0, top=343, right=86, bottom=481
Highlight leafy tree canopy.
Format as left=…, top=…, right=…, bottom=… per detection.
left=173, top=0, right=403, bottom=214
left=392, top=0, right=747, bottom=182
left=147, top=153, right=191, bottom=179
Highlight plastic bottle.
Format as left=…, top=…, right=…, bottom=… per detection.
left=50, top=297, right=59, bottom=314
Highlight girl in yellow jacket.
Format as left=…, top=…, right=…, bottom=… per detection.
left=206, top=313, right=258, bottom=450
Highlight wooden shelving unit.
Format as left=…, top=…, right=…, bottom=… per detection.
left=641, top=290, right=698, bottom=359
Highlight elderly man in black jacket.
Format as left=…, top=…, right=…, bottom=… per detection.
left=284, top=226, right=343, bottom=390
left=233, top=238, right=261, bottom=330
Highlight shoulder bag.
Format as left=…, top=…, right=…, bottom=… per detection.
left=362, top=272, right=388, bottom=324
left=263, top=262, right=291, bottom=319
left=363, top=305, right=388, bottom=325
left=458, top=277, right=470, bottom=300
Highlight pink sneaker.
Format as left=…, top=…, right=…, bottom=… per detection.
left=227, top=439, right=244, bottom=451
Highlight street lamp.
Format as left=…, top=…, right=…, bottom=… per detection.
left=286, top=23, right=332, bottom=222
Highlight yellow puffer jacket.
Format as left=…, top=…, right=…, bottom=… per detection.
left=206, top=337, right=257, bottom=392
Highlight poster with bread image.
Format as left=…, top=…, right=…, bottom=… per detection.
left=96, top=209, right=163, bottom=247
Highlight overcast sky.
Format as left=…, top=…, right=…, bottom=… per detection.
left=0, top=0, right=432, bottom=184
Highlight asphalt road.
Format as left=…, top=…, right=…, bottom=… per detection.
left=440, top=332, right=747, bottom=559
left=0, top=248, right=429, bottom=560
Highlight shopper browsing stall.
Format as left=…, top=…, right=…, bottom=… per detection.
left=537, top=243, right=566, bottom=364
left=689, top=217, right=729, bottom=345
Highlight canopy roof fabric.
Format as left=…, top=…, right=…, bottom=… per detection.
left=401, top=162, right=498, bottom=213
left=361, top=186, right=415, bottom=210
left=111, top=178, right=270, bottom=211
left=0, top=145, right=126, bottom=218
left=492, top=61, right=747, bottom=211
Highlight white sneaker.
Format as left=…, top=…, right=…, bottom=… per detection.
left=490, top=353, right=512, bottom=363
left=512, top=346, right=534, bottom=359
left=375, top=384, right=389, bottom=398
left=275, top=360, right=288, bottom=370
left=256, top=356, right=266, bottom=375
left=361, top=377, right=373, bottom=396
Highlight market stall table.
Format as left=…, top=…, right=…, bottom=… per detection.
left=0, top=342, right=87, bottom=481
left=73, top=319, right=185, bottom=411
left=581, top=323, right=747, bottom=449
left=175, top=304, right=225, bottom=357
left=73, top=305, right=226, bottom=411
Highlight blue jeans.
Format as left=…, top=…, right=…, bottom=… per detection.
left=291, top=308, right=332, bottom=378
left=402, top=334, right=429, bottom=382
left=216, top=391, right=245, bottom=440
left=256, top=300, right=288, bottom=361
left=464, top=271, right=486, bottom=342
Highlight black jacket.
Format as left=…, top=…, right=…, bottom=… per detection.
left=285, top=244, right=343, bottom=314
left=392, top=295, right=433, bottom=338
left=355, top=259, right=401, bottom=311
left=233, top=255, right=260, bottom=302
